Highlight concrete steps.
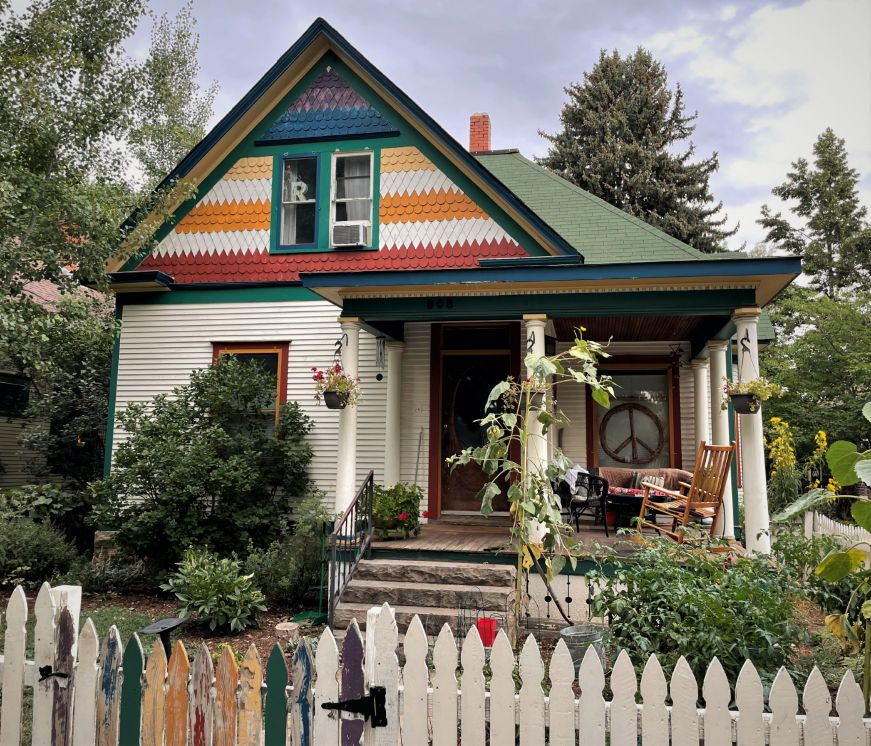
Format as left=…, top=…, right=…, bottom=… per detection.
left=332, top=559, right=515, bottom=633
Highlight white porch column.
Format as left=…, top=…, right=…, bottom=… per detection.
left=707, top=340, right=735, bottom=540
left=523, top=315, right=548, bottom=478
left=691, top=359, right=711, bottom=449
left=383, top=340, right=404, bottom=486
left=733, top=307, right=771, bottom=554
left=334, top=317, right=361, bottom=514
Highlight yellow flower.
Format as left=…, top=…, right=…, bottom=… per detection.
left=770, top=416, right=782, bottom=424
left=827, top=478, right=840, bottom=494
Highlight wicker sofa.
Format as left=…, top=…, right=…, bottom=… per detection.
left=589, top=466, right=694, bottom=526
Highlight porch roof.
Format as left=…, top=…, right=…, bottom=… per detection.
left=299, top=255, right=800, bottom=308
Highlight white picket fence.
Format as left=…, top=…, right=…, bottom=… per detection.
left=2, top=585, right=871, bottom=744
left=806, top=510, right=871, bottom=550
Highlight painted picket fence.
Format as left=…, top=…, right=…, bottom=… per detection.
left=3, top=588, right=871, bottom=745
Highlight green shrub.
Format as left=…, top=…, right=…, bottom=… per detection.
left=0, top=518, right=81, bottom=586
left=92, top=356, right=314, bottom=568
left=161, top=548, right=266, bottom=632
left=771, top=524, right=853, bottom=614
left=373, top=482, right=423, bottom=537
left=78, top=558, right=157, bottom=594
left=588, top=535, right=808, bottom=683
left=2, top=483, right=94, bottom=552
left=246, top=492, right=331, bottom=608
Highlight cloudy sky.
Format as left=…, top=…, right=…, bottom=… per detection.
left=139, top=0, right=870, bottom=251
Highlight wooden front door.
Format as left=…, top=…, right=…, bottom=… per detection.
left=434, top=324, right=518, bottom=514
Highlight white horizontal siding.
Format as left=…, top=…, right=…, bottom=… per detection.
left=113, top=300, right=387, bottom=506
left=398, top=323, right=431, bottom=501
left=0, top=418, right=43, bottom=488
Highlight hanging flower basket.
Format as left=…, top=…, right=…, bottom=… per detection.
left=729, top=393, right=760, bottom=414
left=721, top=377, right=783, bottom=413
left=323, top=390, right=350, bottom=410
left=312, top=363, right=361, bottom=407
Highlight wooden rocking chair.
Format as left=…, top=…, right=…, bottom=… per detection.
left=637, top=441, right=735, bottom=543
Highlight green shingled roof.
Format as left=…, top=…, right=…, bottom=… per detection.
left=476, top=150, right=742, bottom=264
left=475, top=151, right=774, bottom=341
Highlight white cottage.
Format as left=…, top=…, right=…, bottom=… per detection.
left=104, top=19, right=799, bottom=627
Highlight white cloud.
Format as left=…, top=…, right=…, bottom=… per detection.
left=647, top=0, right=871, bottom=249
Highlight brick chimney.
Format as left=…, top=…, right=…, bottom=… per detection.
left=469, top=113, right=491, bottom=153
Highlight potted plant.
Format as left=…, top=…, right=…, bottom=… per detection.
left=373, top=482, right=425, bottom=538
left=722, top=377, right=783, bottom=414
left=312, top=363, right=361, bottom=409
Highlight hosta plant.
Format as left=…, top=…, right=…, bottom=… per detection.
left=162, top=548, right=267, bottom=632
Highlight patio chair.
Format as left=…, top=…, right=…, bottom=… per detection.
left=557, top=472, right=608, bottom=536
left=637, top=441, right=735, bottom=543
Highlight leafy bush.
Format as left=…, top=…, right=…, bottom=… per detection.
left=588, top=535, right=807, bottom=683
left=0, top=517, right=81, bottom=586
left=2, top=483, right=94, bottom=552
left=246, top=492, right=331, bottom=608
left=161, top=548, right=266, bottom=632
left=373, top=482, right=424, bottom=537
left=78, top=558, right=156, bottom=594
left=771, top=524, right=853, bottom=614
left=93, top=356, right=314, bottom=568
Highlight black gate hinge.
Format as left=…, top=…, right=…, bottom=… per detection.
left=321, top=686, right=387, bottom=727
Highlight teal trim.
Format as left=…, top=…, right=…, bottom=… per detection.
left=302, top=255, right=801, bottom=290
left=118, top=285, right=321, bottom=306
left=369, top=547, right=618, bottom=575
left=120, top=51, right=550, bottom=272
left=118, top=635, right=143, bottom=746
left=726, top=343, right=742, bottom=541
left=343, top=288, right=758, bottom=321
left=102, top=303, right=122, bottom=477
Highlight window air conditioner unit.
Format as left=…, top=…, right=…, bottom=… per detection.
left=332, top=222, right=369, bottom=248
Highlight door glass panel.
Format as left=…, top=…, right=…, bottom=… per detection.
left=440, top=353, right=511, bottom=512
left=596, top=371, right=670, bottom=468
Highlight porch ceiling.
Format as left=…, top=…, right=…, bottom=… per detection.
left=553, top=315, right=714, bottom=342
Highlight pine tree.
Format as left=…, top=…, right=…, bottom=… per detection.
left=539, top=48, right=736, bottom=253
left=758, top=128, right=871, bottom=297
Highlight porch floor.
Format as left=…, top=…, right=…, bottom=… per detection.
left=371, top=519, right=632, bottom=556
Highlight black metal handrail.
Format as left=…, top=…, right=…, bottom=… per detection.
left=327, top=470, right=375, bottom=628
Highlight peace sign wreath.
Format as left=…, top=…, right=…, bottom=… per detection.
left=598, top=402, right=665, bottom=465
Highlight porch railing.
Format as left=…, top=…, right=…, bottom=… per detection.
left=327, top=470, right=375, bottom=627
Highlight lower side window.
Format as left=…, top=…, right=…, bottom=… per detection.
left=211, top=343, right=289, bottom=425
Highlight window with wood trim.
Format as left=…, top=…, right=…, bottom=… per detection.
left=0, top=373, right=29, bottom=416
left=587, top=359, right=682, bottom=469
left=212, top=343, right=289, bottom=424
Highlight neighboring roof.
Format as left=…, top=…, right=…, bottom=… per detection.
left=256, top=68, right=398, bottom=144
left=476, top=151, right=742, bottom=265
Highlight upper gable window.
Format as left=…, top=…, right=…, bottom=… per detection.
left=280, top=155, right=318, bottom=247
left=330, top=152, right=373, bottom=247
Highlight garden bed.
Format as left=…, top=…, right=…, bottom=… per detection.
left=0, top=590, right=324, bottom=665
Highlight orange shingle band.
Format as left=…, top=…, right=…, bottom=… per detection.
left=380, top=190, right=488, bottom=222
left=176, top=199, right=271, bottom=233
left=224, top=157, right=273, bottom=180
left=380, top=146, right=437, bottom=173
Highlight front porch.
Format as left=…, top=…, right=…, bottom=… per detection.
left=303, top=255, right=801, bottom=556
